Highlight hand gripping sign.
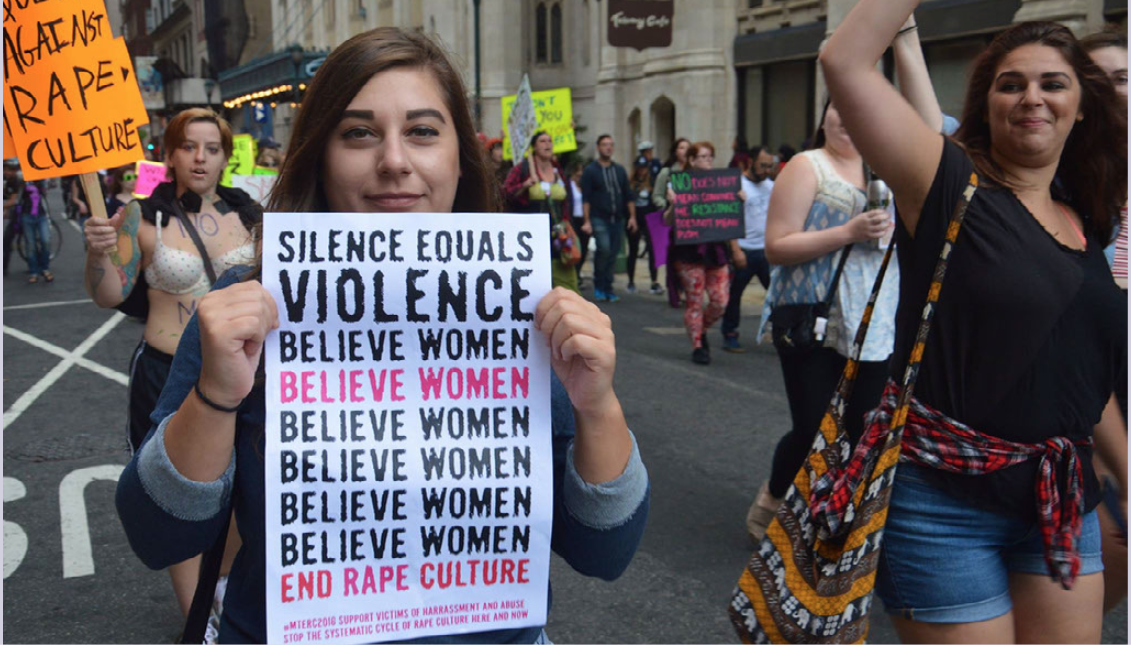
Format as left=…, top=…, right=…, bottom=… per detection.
left=262, top=212, right=554, bottom=644
left=3, top=0, right=149, bottom=181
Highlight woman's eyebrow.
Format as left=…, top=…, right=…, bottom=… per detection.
left=406, top=108, right=446, bottom=123
left=341, top=109, right=375, bottom=120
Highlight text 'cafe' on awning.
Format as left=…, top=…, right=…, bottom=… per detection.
left=218, top=47, right=327, bottom=150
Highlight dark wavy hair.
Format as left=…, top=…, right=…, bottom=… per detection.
left=663, top=137, right=690, bottom=168
left=954, top=21, right=1126, bottom=242
left=266, top=28, right=497, bottom=216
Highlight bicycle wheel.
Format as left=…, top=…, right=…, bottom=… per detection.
left=48, top=218, right=62, bottom=260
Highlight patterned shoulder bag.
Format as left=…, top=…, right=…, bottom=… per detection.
left=729, top=173, right=979, bottom=643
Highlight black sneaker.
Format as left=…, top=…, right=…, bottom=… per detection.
left=692, top=346, right=711, bottom=365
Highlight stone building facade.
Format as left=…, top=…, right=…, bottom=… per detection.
left=215, top=0, right=1126, bottom=163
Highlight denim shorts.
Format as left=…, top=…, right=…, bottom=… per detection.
left=875, top=463, right=1103, bottom=623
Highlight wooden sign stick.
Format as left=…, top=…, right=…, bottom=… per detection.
left=78, top=172, right=107, bottom=220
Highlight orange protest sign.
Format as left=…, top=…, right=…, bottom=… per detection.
left=4, top=0, right=149, bottom=180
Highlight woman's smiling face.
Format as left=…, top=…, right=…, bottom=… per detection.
left=321, top=67, right=461, bottom=213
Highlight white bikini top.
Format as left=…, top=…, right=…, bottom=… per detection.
left=144, top=209, right=256, bottom=296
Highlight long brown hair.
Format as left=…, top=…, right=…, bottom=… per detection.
left=266, top=28, right=497, bottom=215
left=954, top=21, right=1127, bottom=242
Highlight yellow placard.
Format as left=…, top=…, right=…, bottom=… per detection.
left=231, top=133, right=256, bottom=175
left=3, top=0, right=149, bottom=180
left=500, top=87, right=576, bottom=161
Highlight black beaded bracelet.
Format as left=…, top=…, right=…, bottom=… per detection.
left=194, top=381, right=243, bottom=413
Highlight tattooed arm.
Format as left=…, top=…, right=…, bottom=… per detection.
left=84, top=200, right=144, bottom=307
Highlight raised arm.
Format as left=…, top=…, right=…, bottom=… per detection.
left=819, top=0, right=941, bottom=235
left=892, top=14, right=944, bottom=133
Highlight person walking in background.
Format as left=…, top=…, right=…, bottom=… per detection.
left=105, top=165, right=139, bottom=218
left=17, top=179, right=51, bottom=284
left=663, top=141, right=745, bottom=365
left=504, top=131, right=580, bottom=293
left=823, top=2, right=1126, bottom=641
left=746, top=100, right=899, bottom=538
left=627, top=157, right=660, bottom=294
left=568, top=161, right=591, bottom=287
left=84, top=108, right=261, bottom=630
left=581, top=134, right=636, bottom=303
left=728, top=135, right=752, bottom=169
left=636, top=140, right=662, bottom=182
left=1081, top=25, right=1129, bottom=617
left=721, top=146, right=775, bottom=353
left=653, top=137, right=691, bottom=307
left=4, top=159, right=24, bottom=275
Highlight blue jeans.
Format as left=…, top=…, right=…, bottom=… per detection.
left=875, top=463, right=1103, bottom=623
left=21, top=215, right=50, bottom=275
left=590, top=216, right=623, bottom=294
left=721, top=248, right=770, bottom=337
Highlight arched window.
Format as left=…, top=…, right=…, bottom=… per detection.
left=550, top=3, right=563, bottom=63
left=536, top=3, right=548, bottom=63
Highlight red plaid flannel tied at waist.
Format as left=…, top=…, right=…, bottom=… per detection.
left=809, top=380, right=1092, bottom=590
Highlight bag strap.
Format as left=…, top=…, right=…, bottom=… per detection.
left=180, top=511, right=231, bottom=644
left=822, top=244, right=852, bottom=308
left=170, top=198, right=218, bottom=286
left=181, top=409, right=244, bottom=643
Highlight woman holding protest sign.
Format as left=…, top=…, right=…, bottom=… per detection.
left=115, top=27, right=648, bottom=645
left=503, top=130, right=581, bottom=294
left=662, top=141, right=746, bottom=365
left=83, top=107, right=261, bottom=624
left=821, top=1, right=1127, bottom=640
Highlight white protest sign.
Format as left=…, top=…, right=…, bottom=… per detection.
left=506, top=75, right=539, bottom=164
left=262, top=212, right=553, bottom=644
left=230, top=174, right=278, bottom=205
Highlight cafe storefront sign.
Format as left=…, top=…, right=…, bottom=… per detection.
left=607, top=0, right=673, bottom=51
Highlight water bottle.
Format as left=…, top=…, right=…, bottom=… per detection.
left=866, top=173, right=892, bottom=248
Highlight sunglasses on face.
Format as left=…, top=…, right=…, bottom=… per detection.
left=123, top=173, right=137, bottom=181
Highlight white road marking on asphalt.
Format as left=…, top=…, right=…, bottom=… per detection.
left=66, top=218, right=82, bottom=233
left=59, top=465, right=125, bottom=579
left=4, top=477, right=28, bottom=579
left=642, top=326, right=690, bottom=336
left=3, top=325, right=129, bottom=386
left=4, top=299, right=93, bottom=311
left=2, top=313, right=127, bottom=429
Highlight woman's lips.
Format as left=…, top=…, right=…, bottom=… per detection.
left=1015, top=118, right=1048, bottom=128
left=366, top=193, right=422, bottom=209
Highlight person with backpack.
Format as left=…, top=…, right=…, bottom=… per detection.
left=18, top=178, right=52, bottom=284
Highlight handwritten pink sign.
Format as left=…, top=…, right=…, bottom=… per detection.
left=132, top=160, right=169, bottom=198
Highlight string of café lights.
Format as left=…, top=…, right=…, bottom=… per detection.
left=223, top=83, right=307, bottom=110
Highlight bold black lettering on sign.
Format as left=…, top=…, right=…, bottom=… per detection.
left=669, top=168, right=744, bottom=246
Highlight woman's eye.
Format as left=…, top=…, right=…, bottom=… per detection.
left=998, top=83, right=1022, bottom=92
left=408, top=126, right=439, bottom=138
left=207, top=146, right=221, bottom=155
left=1115, top=75, right=1128, bottom=86
left=343, top=127, right=373, bottom=140
left=1042, top=82, right=1066, bottom=91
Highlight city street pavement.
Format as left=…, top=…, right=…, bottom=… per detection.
left=2, top=188, right=1127, bottom=644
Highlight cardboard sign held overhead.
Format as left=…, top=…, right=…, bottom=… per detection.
left=505, top=75, right=539, bottom=164
left=500, top=87, right=576, bottom=162
left=3, top=0, right=149, bottom=180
